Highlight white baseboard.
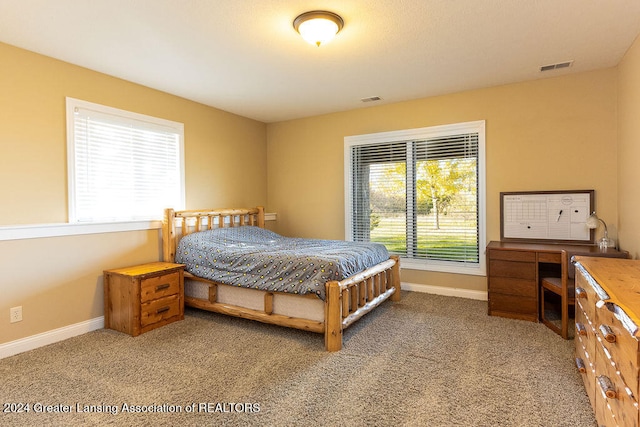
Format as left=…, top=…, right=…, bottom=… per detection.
left=402, top=282, right=488, bottom=301
left=0, top=317, right=104, bottom=359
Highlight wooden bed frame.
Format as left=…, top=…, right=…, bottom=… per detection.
left=162, top=206, right=400, bottom=351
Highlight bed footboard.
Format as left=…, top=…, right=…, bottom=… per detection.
left=325, top=255, right=400, bottom=351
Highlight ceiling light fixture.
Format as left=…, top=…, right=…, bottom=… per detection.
left=293, top=10, right=344, bottom=47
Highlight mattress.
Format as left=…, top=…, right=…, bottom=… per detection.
left=175, top=226, right=389, bottom=300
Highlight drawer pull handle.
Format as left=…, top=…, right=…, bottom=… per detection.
left=598, top=324, right=616, bottom=343
left=597, top=375, right=617, bottom=399
left=156, top=306, right=170, bottom=314
left=575, top=287, right=587, bottom=299
left=575, top=323, right=587, bottom=336
left=155, top=283, right=171, bottom=292
left=575, top=357, right=586, bottom=373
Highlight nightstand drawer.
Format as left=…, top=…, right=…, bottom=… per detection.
left=141, top=294, right=181, bottom=327
left=141, top=272, right=181, bottom=303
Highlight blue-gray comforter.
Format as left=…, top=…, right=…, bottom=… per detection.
left=175, top=226, right=389, bottom=300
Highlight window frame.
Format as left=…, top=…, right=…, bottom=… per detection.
left=66, top=97, right=185, bottom=223
left=344, top=120, right=486, bottom=275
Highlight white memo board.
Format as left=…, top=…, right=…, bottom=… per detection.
left=500, top=190, right=595, bottom=243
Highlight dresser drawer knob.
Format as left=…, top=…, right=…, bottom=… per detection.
left=156, top=306, right=170, bottom=314
left=575, top=357, right=586, bottom=373
left=576, top=323, right=587, bottom=336
left=155, top=283, right=171, bottom=292
left=575, top=287, right=587, bottom=299
left=597, top=375, right=617, bottom=399
left=598, top=324, right=617, bottom=343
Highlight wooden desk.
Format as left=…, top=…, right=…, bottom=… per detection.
left=486, top=241, right=627, bottom=322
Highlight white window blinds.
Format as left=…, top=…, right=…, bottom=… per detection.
left=67, top=98, right=184, bottom=223
left=345, top=121, right=485, bottom=274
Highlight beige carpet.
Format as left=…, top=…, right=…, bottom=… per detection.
left=0, top=292, right=595, bottom=426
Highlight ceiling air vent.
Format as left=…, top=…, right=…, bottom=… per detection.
left=361, top=96, right=382, bottom=103
left=540, top=61, right=574, bottom=72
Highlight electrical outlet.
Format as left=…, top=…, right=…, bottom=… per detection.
left=10, top=306, right=22, bottom=323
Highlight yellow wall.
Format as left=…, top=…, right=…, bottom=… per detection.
left=267, top=69, right=619, bottom=292
left=618, top=34, right=640, bottom=259
left=0, top=231, right=159, bottom=342
left=0, top=42, right=266, bottom=225
left=2, top=36, right=634, bottom=346
left=0, top=42, right=267, bottom=344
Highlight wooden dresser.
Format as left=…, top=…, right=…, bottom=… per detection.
left=574, top=256, right=640, bottom=427
left=104, top=262, right=185, bottom=336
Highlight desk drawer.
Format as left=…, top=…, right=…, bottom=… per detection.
left=488, top=250, right=536, bottom=262
left=538, top=252, right=562, bottom=263
left=489, top=293, right=537, bottom=316
left=489, top=260, right=536, bottom=280
left=489, top=277, right=537, bottom=298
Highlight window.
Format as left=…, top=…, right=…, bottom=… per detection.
left=66, top=98, right=185, bottom=223
left=344, top=121, right=485, bottom=275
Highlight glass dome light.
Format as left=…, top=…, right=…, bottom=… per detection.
left=294, top=11, right=344, bottom=47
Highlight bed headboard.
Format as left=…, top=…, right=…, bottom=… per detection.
left=163, top=206, right=265, bottom=262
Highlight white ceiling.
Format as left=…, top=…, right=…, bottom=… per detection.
left=2, top=0, right=640, bottom=123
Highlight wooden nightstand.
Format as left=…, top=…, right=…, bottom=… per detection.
left=104, top=262, right=185, bottom=336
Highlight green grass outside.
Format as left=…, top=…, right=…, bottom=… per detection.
left=370, top=214, right=478, bottom=262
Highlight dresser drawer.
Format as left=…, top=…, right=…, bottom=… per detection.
left=489, top=260, right=536, bottom=280
left=594, top=343, right=639, bottom=427
left=576, top=303, right=597, bottom=365
left=141, top=272, right=181, bottom=303
left=575, top=268, right=600, bottom=322
left=596, top=302, right=640, bottom=394
left=141, top=294, right=181, bottom=327
left=575, top=333, right=597, bottom=408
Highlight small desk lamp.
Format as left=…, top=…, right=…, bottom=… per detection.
left=586, top=212, right=615, bottom=249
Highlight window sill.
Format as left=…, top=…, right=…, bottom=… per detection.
left=400, top=257, right=486, bottom=276
left=0, top=220, right=162, bottom=241
left=0, top=212, right=277, bottom=242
